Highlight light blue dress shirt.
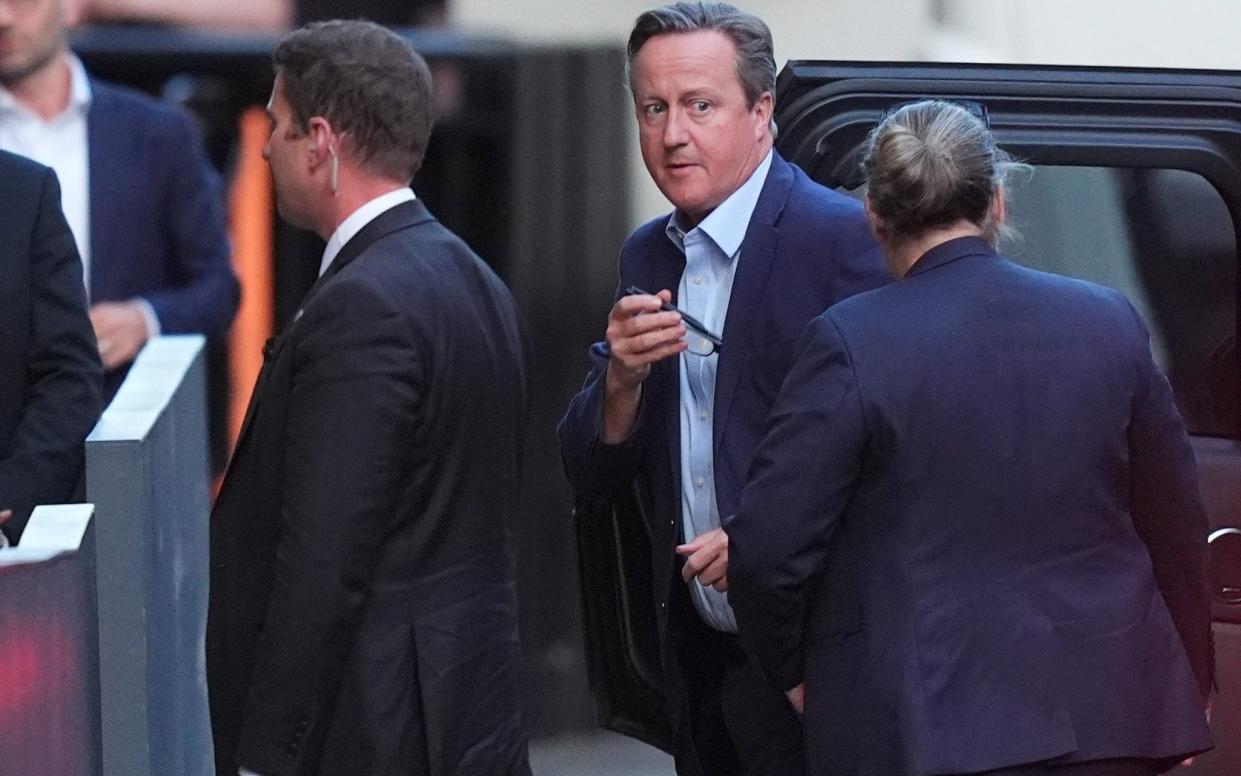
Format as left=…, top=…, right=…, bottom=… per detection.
left=666, top=150, right=773, bottom=633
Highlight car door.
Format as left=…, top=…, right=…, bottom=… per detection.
left=773, top=60, right=1241, bottom=775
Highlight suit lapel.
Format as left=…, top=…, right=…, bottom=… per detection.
left=712, top=153, right=794, bottom=461
left=86, top=82, right=121, bottom=302
left=231, top=198, right=431, bottom=452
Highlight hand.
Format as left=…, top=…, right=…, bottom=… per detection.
left=90, top=300, right=151, bottom=370
left=785, top=683, right=805, bottom=715
left=1180, top=703, right=1213, bottom=767
left=676, top=527, right=729, bottom=592
left=604, top=289, right=686, bottom=395
left=0, top=510, right=11, bottom=548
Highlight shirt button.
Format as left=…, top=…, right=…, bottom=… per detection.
left=695, top=477, right=706, bottom=489
left=692, top=275, right=703, bottom=285
left=699, top=410, right=709, bottom=421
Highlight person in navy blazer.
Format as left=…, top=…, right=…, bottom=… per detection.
left=559, top=4, right=886, bottom=773
left=206, top=22, right=530, bottom=776
left=0, top=151, right=102, bottom=545
left=725, top=100, right=1214, bottom=776
left=0, top=0, right=238, bottom=397
left=86, top=79, right=239, bottom=394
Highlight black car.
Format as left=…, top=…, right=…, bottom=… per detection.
left=577, top=60, right=1241, bottom=775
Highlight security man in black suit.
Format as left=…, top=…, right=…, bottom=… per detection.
left=205, top=21, right=531, bottom=776
left=0, top=150, right=102, bottom=546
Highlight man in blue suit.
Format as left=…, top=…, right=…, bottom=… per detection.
left=0, top=0, right=239, bottom=395
left=559, top=4, right=886, bottom=774
left=726, top=100, right=1213, bottom=775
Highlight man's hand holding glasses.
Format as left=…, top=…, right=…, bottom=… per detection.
left=600, top=286, right=725, bottom=444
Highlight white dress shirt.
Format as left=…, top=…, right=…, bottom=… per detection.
left=666, top=149, right=773, bottom=633
left=0, top=55, right=92, bottom=286
left=319, top=187, right=416, bottom=277
left=0, top=56, right=160, bottom=336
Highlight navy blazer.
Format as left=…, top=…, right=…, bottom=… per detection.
left=559, top=152, right=887, bottom=766
left=87, top=79, right=238, bottom=347
left=207, top=201, right=531, bottom=776
left=727, top=236, right=1214, bottom=775
left=0, top=151, right=102, bottom=541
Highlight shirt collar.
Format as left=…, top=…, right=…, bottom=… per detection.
left=320, top=188, right=417, bottom=277
left=665, top=148, right=773, bottom=258
left=0, top=54, right=93, bottom=117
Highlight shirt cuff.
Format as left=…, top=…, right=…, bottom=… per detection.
left=134, top=298, right=161, bottom=339
left=238, top=769, right=267, bottom=776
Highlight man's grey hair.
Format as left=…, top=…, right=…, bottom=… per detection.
left=626, top=2, right=778, bottom=137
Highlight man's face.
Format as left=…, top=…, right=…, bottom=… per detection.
left=631, top=30, right=772, bottom=226
left=263, top=76, right=315, bottom=230
left=0, top=0, right=70, bottom=86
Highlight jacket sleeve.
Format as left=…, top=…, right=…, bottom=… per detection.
left=0, top=168, right=103, bottom=542
left=1125, top=307, right=1214, bottom=701
left=557, top=277, right=653, bottom=501
left=724, top=313, right=866, bottom=691
left=235, top=279, right=422, bottom=776
left=141, top=107, right=240, bottom=340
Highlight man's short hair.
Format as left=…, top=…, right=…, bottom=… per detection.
left=626, top=2, right=777, bottom=112
left=273, top=20, right=435, bottom=182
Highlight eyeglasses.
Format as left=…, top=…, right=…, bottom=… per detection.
left=877, top=98, right=991, bottom=129
left=626, top=285, right=723, bottom=357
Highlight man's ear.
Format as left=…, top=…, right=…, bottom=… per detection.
left=306, top=117, right=335, bottom=167
left=753, top=91, right=773, bottom=141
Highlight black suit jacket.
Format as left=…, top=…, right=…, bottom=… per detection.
left=207, top=200, right=531, bottom=776
left=727, top=237, right=1213, bottom=775
left=559, top=153, right=888, bottom=772
left=0, top=151, right=103, bottom=542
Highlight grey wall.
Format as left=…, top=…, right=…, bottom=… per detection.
left=86, top=335, right=213, bottom=776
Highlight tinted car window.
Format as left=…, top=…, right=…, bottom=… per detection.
left=842, top=165, right=1238, bottom=438
left=1002, top=166, right=1237, bottom=439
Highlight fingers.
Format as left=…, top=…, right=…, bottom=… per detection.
left=605, top=290, right=687, bottom=383
left=0, top=510, right=11, bottom=525
left=677, top=529, right=728, bottom=585
left=696, top=554, right=727, bottom=588
left=675, top=531, right=710, bottom=555
left=90, top=303, right=147, bottom=370
left=786, top=684, right=805, bottom=715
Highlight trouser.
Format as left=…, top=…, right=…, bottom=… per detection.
left=677, top=608, right=804, bottom=776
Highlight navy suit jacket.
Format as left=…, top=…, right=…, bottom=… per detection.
left=559, top=152, right=887, bottom=768
left=0, top=151, right=102, bottom=541
left=727, top=236, right=1214, bottom=776
left=87, top=79, right=238, bottom=384
left=207, top=201, right=531, bottom=776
